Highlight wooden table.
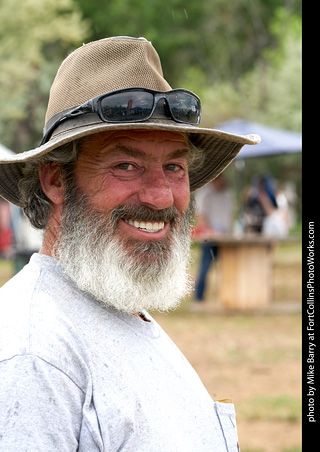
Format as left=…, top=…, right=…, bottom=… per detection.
left=198, top=234, right=299, bottom=311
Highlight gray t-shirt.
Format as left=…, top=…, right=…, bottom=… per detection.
left=0, top=253, right=239, bottom=451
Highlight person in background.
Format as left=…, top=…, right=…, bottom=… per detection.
left=243, top=175, right=289, bottom=237
left=10, top=205, right=43, bottom=273
left=193, top=174, right=234, bottom=303
left=0, top=198, right=13, bottom=257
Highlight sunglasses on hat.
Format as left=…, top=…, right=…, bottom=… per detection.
left=40, top=87, right=201, bottom=145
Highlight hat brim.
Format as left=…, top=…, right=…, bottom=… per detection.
left=0, top=115, right=260, bottom=207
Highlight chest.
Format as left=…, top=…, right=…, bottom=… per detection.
left=81, top=325, right=238, bottom=451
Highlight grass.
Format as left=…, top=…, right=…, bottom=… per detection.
left=0, top=258, right=13, bottom=287
left=186, top=240, right=302, bottom=305
left=155, top=241, right=302, bottom=452
left=154, top=311, right=302, bottom=452
left=272, top=241, right=302, bottom=303
left=236, top=395, right=302, bottom=422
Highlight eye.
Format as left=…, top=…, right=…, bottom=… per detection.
left=165, top=163, right=186, bottom=172
left=112, top=161, right=143, bottom=180
left=115, top=162, right=136, bottom=171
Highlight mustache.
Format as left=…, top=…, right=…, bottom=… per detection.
left=109, top=204, right=181, bottom=225
left=63, top=178, right=196, bottom=236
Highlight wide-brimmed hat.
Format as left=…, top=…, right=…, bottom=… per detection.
left=0, top=36, right=260, bottom=207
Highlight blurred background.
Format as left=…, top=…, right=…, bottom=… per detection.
left=0, top=1, right=302, bottom=451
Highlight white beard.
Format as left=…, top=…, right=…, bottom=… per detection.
left=54, top=184, right=194, bottom=313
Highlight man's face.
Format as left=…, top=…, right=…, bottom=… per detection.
left=55, top=129, right=194, bottom=313
left=74, top=129, right=191, bottom=242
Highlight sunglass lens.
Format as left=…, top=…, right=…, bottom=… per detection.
left=100, top=91, right=154, bottom=122
left=168, top=92, right=200, bottom=123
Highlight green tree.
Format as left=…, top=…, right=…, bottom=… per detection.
left=74, top=0, right=301, bottom=87
left=1, top=0, right=302, bottom=153
left=0, top=0, right=89, bottom=152
left=186, top=8, right=302, bottom=131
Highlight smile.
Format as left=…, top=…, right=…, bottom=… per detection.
left=124, top=219, right=165, bottom=233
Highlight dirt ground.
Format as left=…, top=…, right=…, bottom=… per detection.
left=154, top=242, right=302, bottom=452
left=154, top=311, right=301, bottom=452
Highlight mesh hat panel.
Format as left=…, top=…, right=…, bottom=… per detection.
left=45, top=37, right=172, bottom=124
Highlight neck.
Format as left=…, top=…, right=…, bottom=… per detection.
left=39, top=215, right=61, bottom=257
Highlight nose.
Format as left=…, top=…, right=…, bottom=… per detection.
left=138, top=167, right=174, bottom=210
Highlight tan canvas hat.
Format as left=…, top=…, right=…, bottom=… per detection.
left=0, top=36, right=260, bottom=207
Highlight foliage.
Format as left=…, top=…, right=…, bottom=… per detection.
left=239, top=8, right=302, bottom=131
left=74, top=0, right=301, bottom=87
left=181, top=7, right=302, bottom=223
left=0, top=0, right=302, bottom=156
left=0, top=0, right=89, bottom=152
left=184, top=8, right=302, bottom=131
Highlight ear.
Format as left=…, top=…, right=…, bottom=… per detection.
left=39, top=163, right=65, bottom=206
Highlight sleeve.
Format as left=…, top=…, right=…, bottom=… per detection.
left=0, top=354, right=85, bottom=451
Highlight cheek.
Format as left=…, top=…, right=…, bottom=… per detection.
left=79, top=174, right=140, bottom=210
left=100, top=177, right=190, bottom=212
left=171, top=179, right=190, bottom=213
left=74, top=161, right=119, bottom=208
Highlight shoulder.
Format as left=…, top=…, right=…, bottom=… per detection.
left=0, top=256, right=91, bottom=389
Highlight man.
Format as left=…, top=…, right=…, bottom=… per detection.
left=194, top=174, right=234, bottom=303
left=0, top=37, right=259, bottom=451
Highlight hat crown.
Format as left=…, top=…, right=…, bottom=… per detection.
left=45, top=36, right=172, bottom=124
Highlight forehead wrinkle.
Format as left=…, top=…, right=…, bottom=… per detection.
left=105, top=144, right=146, bottom=159
left=102, top=144, right=189, bottom=162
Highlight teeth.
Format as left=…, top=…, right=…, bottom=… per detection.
left=126, top=219, right=165, bottom=232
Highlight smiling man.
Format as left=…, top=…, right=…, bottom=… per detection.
left=0, top=37, right=259, bottom=451
left=41, top=129, right=193, bottom=314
